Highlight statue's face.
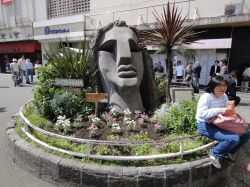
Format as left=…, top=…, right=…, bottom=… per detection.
left=98, top=27, right=143, bottom=88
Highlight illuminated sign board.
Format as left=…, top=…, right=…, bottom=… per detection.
left=44, top=26, right=70, bottom=35
left=2, top=0, right=12, bottom=5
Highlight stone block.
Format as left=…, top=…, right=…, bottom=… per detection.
left=81, top=163, right=108, bottom=187
left=190, top=159, right=210, bottom=182
left=39, top=153, right=61, bottom=183
left=58, top=158, right=83, bottom=184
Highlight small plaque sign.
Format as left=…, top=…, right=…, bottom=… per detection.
left=86, top=93, right=108, bottom=103
left=55, top=78, right=84, bottom=88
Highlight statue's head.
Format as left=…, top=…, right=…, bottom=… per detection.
left=91, top=21, right=158, bottom=112
left=93, top=21, right=143, bottom=90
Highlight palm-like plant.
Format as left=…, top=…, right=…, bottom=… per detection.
left=142, top=2, right=199, bottom=104
left=45, top=38, right=97, bottom=87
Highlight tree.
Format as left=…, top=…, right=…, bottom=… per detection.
left=142, top=2, right=199, bottom=104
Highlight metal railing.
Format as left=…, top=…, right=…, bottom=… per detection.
left=19, top=101, right=217, bottom=161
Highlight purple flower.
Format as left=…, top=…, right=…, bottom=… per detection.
left=87, top=114, right=96, bottom=122
left=156, top=144, right=163, bottom=151
left=87, top=124, right=98, bottom=131
left=154, top=123, right=162, bottom=131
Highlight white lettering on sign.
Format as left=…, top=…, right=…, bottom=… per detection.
left=54, top=78, right=84, bottom=87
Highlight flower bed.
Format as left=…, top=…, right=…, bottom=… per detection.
left=19, top=101, right=213, bottom=165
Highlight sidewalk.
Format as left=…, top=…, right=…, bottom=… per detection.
left=234, top=92, right=250, bottom=123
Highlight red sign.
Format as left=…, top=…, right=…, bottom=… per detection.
left=2, top=0, right=12, bottom=5
left=0, top=41, right=41, bottom=54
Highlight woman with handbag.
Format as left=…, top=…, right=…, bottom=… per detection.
left=195, top=75, right=250, bottom=169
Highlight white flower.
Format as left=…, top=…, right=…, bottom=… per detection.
left=110, top=108, right=119, bottom=117
left=111, top=123, right=121, bottom=133
left=55, top=115, right=71, bottom=133
left=91, top=117, right=101, bottom=125
left=124, top=109, right=132, bottom=116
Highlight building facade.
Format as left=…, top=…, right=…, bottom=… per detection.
left=1, top=0, right=250, bottom=85
left=0, top=0, right=44, bottom=72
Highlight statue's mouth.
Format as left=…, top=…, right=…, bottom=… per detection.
left=118, top=65, right=138, bottom=78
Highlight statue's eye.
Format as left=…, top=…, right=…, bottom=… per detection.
left=98, top=40, right=116, bottom=53
left=129, top=39, right=140, bottom=52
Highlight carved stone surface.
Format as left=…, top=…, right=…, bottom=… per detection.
left=91, top=21, right=159, bottom=113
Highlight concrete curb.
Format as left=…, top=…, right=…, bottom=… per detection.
left=6, top=119, right=232, bottom=187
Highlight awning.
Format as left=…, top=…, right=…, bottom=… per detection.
left=185, top=38, right=232, bottom=49
left=2, top=0, right=12, bottom=5
left=0, top=41, right=41, bottom=54
left=146, top=38, right=232, bottom=50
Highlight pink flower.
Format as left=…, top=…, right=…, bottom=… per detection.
left=140, top=113, right=149, bottom=119
left=154, top=123, right=162, bottom=130
left=137, top=118, right=144, bottom=125
left=88, top=114, right=96, bottom=122
left=156, top=144, right=163, bottom=151
left=102, top=113, right=115, bottom=122
left=135, top=110, right=142, bottom=114
left=87, top=124, right=98, bottom=131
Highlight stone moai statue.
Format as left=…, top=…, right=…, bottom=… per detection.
left=91, top=21, right=159, bottom=113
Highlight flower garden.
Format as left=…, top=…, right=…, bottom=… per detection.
left=14, top=3, right=214, bottom=167
left=14, top=41, right=213, bottom=166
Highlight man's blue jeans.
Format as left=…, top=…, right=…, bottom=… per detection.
left=197, top=122, right=250, bottom=158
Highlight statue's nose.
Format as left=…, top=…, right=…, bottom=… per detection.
left=117, top=41, right=132, bottom=66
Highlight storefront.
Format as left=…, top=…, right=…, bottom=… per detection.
left=0, top=41, right=41, bottom=73
left=33, top=14, right=86, bottom=65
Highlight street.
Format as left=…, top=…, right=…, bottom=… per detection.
left=0, top=73, right=55, bottom=187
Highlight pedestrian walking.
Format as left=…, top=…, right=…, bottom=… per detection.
left=18, top=54, right=27, bottom=83
left=25, top=59, right=33, bottom=83
left=10, top=58, right=21, bottom=86
left=193, top=61, right=202, bottom=88
left=34, top=59, right=42, bottom=78
left=175, top=61, right=184, bottom=82
left=219, top=59, right=228, bottom=75
left=209, top=60, right=221, bottom=78
left=241, top=65, right=250, bottom=92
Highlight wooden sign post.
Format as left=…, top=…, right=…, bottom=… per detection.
left=85, top=87, right=108, bottom=116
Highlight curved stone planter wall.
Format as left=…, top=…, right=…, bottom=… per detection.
left=6, top=119, right=235, bottom=187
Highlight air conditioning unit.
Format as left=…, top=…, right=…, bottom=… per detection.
left=224, top=3, right=243, bottom=16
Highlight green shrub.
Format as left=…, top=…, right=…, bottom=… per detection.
left=155, top=78, right=166, bottom=102
left=33, top=60, right=95, bottom=121
left=49, top=90, right=93, bottom=120
left=33, top=66, right=58, bottom=119
left=158, top=99, right=198, bottom=135
left=44, top=38, right=97, bottom=86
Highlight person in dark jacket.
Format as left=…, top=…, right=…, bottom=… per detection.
left=210, top=60, right=221, bottom=78
left=223, top=71, right=241, bottom=106
left=194, top=61, right=202, bottom=88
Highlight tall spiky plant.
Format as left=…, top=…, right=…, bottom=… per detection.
left=142, top=2, right=199, bottom=104
left=44, top=37, right=97, bottom=87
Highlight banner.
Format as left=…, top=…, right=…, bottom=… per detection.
left=2, top=0, right=12, bottom=5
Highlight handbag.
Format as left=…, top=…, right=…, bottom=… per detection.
left=209, top=113, right=249, bottom=136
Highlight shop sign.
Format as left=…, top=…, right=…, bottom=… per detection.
left=2, top=0, right=12, bottom=5
left=44, top=26, right=70, bottom=35
left=0, top=48, right=25, bottom=53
